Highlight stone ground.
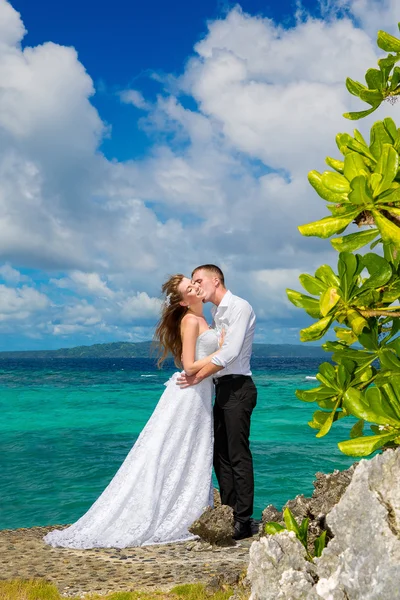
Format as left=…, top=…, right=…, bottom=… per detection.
left=0, top=525, right=255, bottom=597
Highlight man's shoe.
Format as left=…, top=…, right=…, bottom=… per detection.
left=232, top=520, right=252, bottom=541
left=250, top=518, right=261, bottom=536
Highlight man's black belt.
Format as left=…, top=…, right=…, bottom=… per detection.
left=214, top=374, right=251, bottom=385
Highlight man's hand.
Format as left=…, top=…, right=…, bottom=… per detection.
left=176, top=372, right=199, bottom=388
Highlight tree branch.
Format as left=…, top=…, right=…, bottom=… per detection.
left=360, top=310, right=400, bottom=317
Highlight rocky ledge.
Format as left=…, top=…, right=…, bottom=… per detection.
left=3, top=450, right=400, bottom=599
left=248, top=447, right=400, bottom=600
left=0, top=524, right=254, bottom=597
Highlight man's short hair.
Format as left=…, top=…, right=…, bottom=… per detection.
left=192, top=264, right=225, bottom=287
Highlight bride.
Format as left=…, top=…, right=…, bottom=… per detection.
left=43, top=274, right=221, bottom=549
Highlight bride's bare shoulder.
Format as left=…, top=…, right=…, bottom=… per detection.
left=181, top=313, right=199, bottom=332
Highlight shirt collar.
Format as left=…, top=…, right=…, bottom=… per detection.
left=216, top=290, right=232, bottom=310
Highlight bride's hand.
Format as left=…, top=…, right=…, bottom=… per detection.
left=218, top=327, right=226, bottom=348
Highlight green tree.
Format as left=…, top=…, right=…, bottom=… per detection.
left=287, top=24, right=400, bottom=457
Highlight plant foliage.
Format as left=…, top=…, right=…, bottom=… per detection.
left=264, top=508, right=327, bottom=560
left=287, top=24, right=400, bottom=457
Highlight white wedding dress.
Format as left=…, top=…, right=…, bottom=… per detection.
left=44, top=329, right=218, bottom=549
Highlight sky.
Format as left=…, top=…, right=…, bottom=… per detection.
left=0, top=0, right=399, bottom=351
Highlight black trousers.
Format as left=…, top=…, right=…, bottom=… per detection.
left=213, top=375, right=257, bottom=524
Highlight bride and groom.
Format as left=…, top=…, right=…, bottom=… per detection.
left=44, top=264, right=257, bottom=549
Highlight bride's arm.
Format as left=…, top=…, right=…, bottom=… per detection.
left=181, top=316, right=220, bottom=376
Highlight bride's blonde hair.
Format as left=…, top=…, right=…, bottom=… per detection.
left=154, top=274, right=187, bottom=368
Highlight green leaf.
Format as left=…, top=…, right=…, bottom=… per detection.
left=337, top=363, right=350, bottom=388
left=374, top=144, right=399, bottom=196
left=350, top=419, right=365, bottom=438
left=345, top=78, right=367, bottom=97
left=331, top=229, right=379, bottom=252
left=320, top=287, right=341, bottom=316
left=378, top=54, right=398, bottom=84
left=359, top=89, right=384, bottom=106
left=299, top=274, right=327, bottom=296
left=314, top=531, right=327, bottom=558
left=338, top=431, right=400, bottom=457
left=299, top=211, right=360, bottom=239
left=389, top=67, right=400, bottom=91
left=344, top=106, right=380, bottom=121
left=382, top=280, right=400, bottom=303
left=381, top=382, right=400, bottom=419
left=325, top=157, right=344, bottom=173
left=264, top=522, right=285, bottom=535
left=344, top=135, right=377, bottom=162
left=316, top=397, right=342, bottom=438
left=346, top=309, right=369, bottom=336
left=348, top=175, right=373, bottom=206
left=309, top=410, right=334, bottom=430
left=286, top=290, right=321, bottom=319
left=317, top=362, right=339, bottom=388
left=354, top=129, right=368, bottom=146
left=283, top=508, right=300, bottom=535
left=332, top=348, right=376, bottom=369
left=370, top=121, right=396, bottom=161
left=338, top=252, right=359, bottom=300
left=308, top=171, right=348, bottom=203
left=300, top=316, right=334, bottom=342
left=383, top=117, right=397, bottom=140
left=296, top=387, right=337, bottom=403
left=298, top=518, right=309, bottom=547
left=377, top=30, right=400, bottom=53
left=360, top=253, right=393, bottom=290
left=343, top=152, right=367, bottom=181
left=358, top=329, right=379, bottom=351
left=344, top=387, right=400, bottom=426
left=379, top=348, right=400, bottom=372
left=365, top=68, right=383, bottom=90
left=372, top=211, right=400, bottom=246
left=309, top=409, right=346, bottom=432
left=315, top=265, right=341, bottom=288
left=334, top=327, right=358, bottom=344
left=321, top=171, right=350, bottom=194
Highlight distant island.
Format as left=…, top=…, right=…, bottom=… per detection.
left=0, top=341, right=326, bottom=359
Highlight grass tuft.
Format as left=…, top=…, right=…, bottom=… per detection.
left=0, top=580, right=234, bottom=600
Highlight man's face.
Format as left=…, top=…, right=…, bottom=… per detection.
left=192, top=269, right=218, bottom=303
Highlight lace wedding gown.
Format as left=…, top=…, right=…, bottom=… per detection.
left=44, top=330, right=218, bottom=549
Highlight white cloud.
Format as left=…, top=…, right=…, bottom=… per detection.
left=0, top=263, right=27, bottom=283
left=52, top=271, right=114, bottom=298
left=0, top=284, right=49, bottom=321
left=322, top=0, right=400, bottom=36
left=120, top=89, right=150, bottom=110
left=118, top=292, right=162, bottom=321
left=0, top=0, right=397, bottom=347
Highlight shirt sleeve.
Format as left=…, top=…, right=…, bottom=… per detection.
left=211, top=301, right=252, bottom=368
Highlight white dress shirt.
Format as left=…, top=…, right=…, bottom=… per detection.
left=211, top=290, right=256, bottom=377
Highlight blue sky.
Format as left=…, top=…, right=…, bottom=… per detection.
left=0, top=0, right=397, bottom=350
left=11, top=0, right=319, bottom=163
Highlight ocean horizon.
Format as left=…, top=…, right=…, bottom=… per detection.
left=0, top=356, right=357, bottom=531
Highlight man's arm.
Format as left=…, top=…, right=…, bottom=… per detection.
left=177, top=362, right=223, bottom=388
left=211, top=301, right=252, bottom=368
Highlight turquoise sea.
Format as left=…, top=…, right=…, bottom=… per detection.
left=0, top=357, right=356, bottom=531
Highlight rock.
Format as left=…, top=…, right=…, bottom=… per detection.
left=260, top=504, right=283, bottom=537
left=260, top=466, right=356, bottom=550
left=247, top=531, right=317, bottom=600
left=189, top=505, right=234, bottom=545
left=213, top=488, right=221, bottom=507
left=248, top=448, right=400, bottom=599
left=206, top=566, right=242, bottom=593
left=283, top=494, right=311, bottom=522
left=309, top=464, right=357, bottom=526
left=315, top=449, right=400, bottom=599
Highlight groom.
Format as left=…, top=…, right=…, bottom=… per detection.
left=177, top=264, right=257, bottom=540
